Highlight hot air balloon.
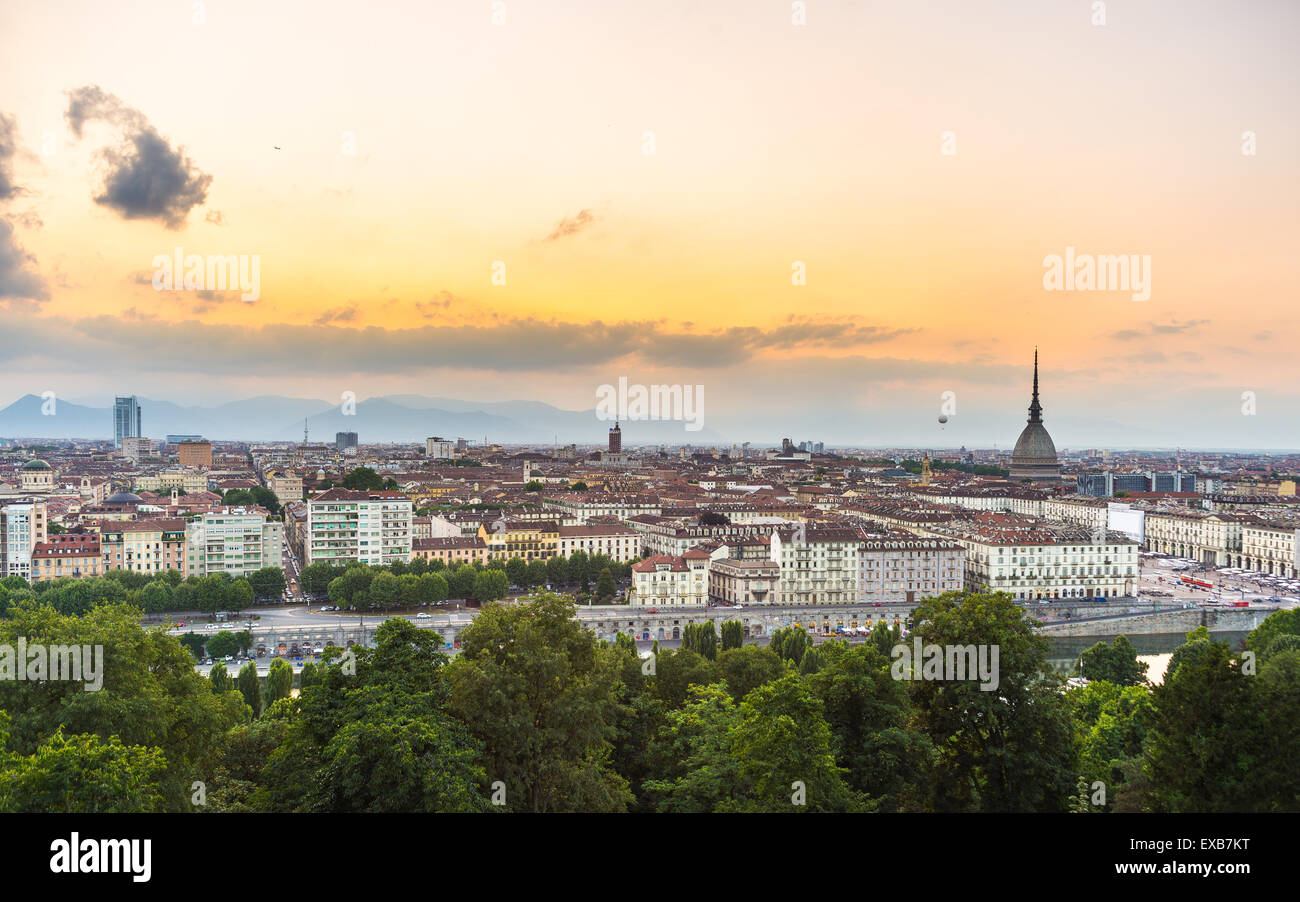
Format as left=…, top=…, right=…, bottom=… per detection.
left=938, top=414, right=949, bottom=426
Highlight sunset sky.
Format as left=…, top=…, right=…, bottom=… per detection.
left=1, top=0, right=1297, bottom=447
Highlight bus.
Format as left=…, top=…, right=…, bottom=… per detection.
left=1180, top=576, right=1213, bottom=590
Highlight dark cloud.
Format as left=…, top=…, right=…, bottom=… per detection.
left=1151, top=319, right=1208, bottom=335
left=0, top=218, right=50, bottom=304
left=65, top=85, right=212, bottom=228
left=415, top=290, right=462, bottom=318
left=313, top=304, right=360, bottom=326
left=1112, top=319, right=1208, bottom=341
left=544, top=208, right=596, bottom=242
left=0, top=112, right=22, bottom=201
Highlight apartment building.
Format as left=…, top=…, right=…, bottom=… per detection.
left=1041, top=496, right=1111, bottom=531
left=134, top=470, right=209, bottom=494
left=306, top=489, right=413, bottom=566
left=100, top=518, right=187, bottom=575
left=266, top=471, right=304, bottom=505
left=769, top=526, right=860, bottom=605
left=185, top=507, right=284, bottom=577
left=121, top=437, right=153, bottom=462
left=931, top=517, right=1138, bottom=600
left=637, top=518, right=790, bottom=557
left=857, top=537, right=965, bottom=605
left=477, top=519, right=560, bottom=562
left=412, top=535, right=489, bottom=567
left=0, top=502, right=47, bottom=580
left=32, top=533, right=103, bottom=583
left=558, top=524, right=641, bottom=562
left=1143, top=508, right=1246, bottom=566
left=708, top=558, right=780, bottom=605
left=630, top=550, right=710, bottom=606
left=178, top=440, right=213, bottom=469
left=1240, top=520, right=1299, bottom=577
left=544, top=493, right=661, bottom=523
left=425, top=437, right=456, bottom=459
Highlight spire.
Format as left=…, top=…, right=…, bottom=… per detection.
left=1027, top=348, right=1043, bottom=423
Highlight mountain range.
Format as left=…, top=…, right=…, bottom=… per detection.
left=0, top=394, right=729, bottom=445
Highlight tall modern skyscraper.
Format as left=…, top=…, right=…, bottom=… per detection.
left=113, top=396, right=142, bottom=449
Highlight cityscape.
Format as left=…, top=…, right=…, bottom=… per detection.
left=0, top=0, right=1294, bottom=881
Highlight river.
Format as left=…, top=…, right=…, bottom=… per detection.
left=1048, top=631, right=1251, bottom=685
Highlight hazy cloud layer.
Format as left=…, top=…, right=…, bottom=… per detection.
left=65, top=85, right=212, bottom=228
left=0, top=308, right=911, bottom=375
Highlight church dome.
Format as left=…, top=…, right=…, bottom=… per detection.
left=105, top=491, right=144, bottom=506
left=22, top=458, right=51, bottom=471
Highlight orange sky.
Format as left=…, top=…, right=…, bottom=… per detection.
left=0, top=0, right=1297, bottom=446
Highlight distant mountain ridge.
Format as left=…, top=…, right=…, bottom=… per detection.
left=0, top=393, right=728, bottom=444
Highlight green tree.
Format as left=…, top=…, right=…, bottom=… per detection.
left=449, top=565, right=477, bottom=599
left=1077, top=634, right=1148, bottom=686
left=341, top=467, right=386, bottom=491
left=265, top=658, right=294, bottom=706
left=770, top=626, right=811, bottom=666
left=595, top=566, right=615, bottom=601
left=1065, top=680, right=1153, bottom=810
left=0, top=723, right=168, bottom=813
left=526, top=559, right=548, bottom=588
left=720, top=619, right=745, bottom=651
left=0, top=603, right=249, bottom=810
left=418, top=571, right=449, bottom=605
left=682, top=621, right=718, bottom=661
left=299, top=661, right=321, bottom=690
left=715, top=644, right=784, bottom=699
left=207, top=630, right=239, bottom=659
left=257, top=619, right=492, bottom=813
left=1142, top=637, right=1258, bottom=812
left=722, top=673, right=861, bottom=811
left=445, top=593, right=632, bottom=812
left=806, top=642, right=930, bottom=811
left=570, top=550, right=591, bottom=591
left=236, top=661, right=263, bottom=717
left=248, top=567, right=286, bottom=600
left=209, top=662, right=232, bottom=693
left=368, top=571, right=401, bottom=610
left=178, top=631, right=206, bottom=660
left=907, top=591, right=1075, bottom=812
left=546, top=555, right=569, bottom=586
left=505, top=557, right=527, bottom=586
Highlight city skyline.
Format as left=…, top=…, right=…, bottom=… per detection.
left=1, top=0, right=1297, bottom=449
